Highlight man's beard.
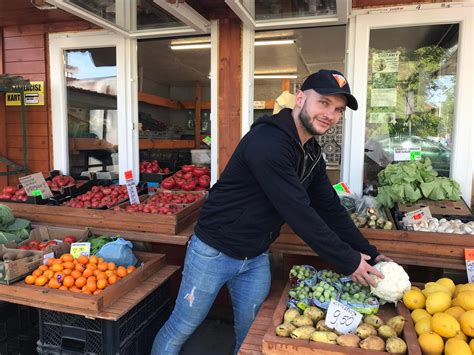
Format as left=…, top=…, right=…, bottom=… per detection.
left=298, top=103, right=320, bottom=136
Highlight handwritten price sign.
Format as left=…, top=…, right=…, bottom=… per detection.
left=325, top=300, right=363, bottom=334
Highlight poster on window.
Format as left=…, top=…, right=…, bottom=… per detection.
left=372, top=52, right=399, bottom=73
left=371, top=89, right=397, bottom=107
left=368, top=112, right=396, bottom=124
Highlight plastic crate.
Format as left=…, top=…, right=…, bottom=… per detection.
left=37, top=280, right=171, bottom=355
left=0, top=303, right=38, bottom=342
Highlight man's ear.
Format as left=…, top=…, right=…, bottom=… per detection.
left=295, top=90, right=306, bottom=109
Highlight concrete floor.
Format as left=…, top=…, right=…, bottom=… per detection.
left=181, top=318, right=235, bottom=355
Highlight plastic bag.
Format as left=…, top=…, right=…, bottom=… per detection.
left=96, top=237, right=137, bottom=267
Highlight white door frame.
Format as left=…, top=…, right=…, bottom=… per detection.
left=343, top=4, right=474, bottom=205
left=49, top=30, right=139, bottom=183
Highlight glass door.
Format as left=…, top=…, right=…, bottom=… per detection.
left=344, top=4, right=473, bottom=204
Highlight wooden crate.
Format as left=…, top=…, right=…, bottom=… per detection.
left=0, top=252, right=166, bottom=313
left=1, top=198, right=204, bottom=234
left=262, top=282, right=421, bottom=355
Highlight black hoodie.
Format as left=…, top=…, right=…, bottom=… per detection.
left=194, top=109, right=379, bottom=275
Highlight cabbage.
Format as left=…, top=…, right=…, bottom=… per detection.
left=0, top=205, right=14, bottom=226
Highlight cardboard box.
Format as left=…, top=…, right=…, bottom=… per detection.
left=0, top=246, right=44, bottom=285
left=20, top=226, right=90, bottom=257
left=396, top=198, right=471, bottom=217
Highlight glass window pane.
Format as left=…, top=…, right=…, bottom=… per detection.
left=240, top=0, right=337, bottom=21
left=364, top=24, right=458, bottom=187
left=65, top=48, right=118, bottom=176
left=137, top=0, right=185, bottom=30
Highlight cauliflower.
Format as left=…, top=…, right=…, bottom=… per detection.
left=370, top=262, right=411, bottom=304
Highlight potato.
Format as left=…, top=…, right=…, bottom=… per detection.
left=292, top=315, right=313, bottom=328
left=304, top=306, right=324, bottom=323
left=378, top=324, right=397, bottom=339
left=386, top=336, right=407, bottom=354
left=290, top=326, right=315, bottom=340
left=356, top=323, right=377, bottom=339
left=336, top=334, right=360, bottom=347
left=283, top=308, right=301, bottom=324
left=275, top=323, right=296, bottom=337
left=360, top=335, right=385, bottom=351
left=310, top=331, right=338, bottom=344
left=364, top=314, right=384, bottom=329
left=387, top=316, right=406, bottom=336
left=315, top=319, right=331, bottom=332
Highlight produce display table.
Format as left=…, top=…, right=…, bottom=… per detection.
left=272, top=224, right=473, bottom=270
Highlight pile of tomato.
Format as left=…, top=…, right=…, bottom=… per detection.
left=63, top=185, right=129, bottom=209
left=160, top=165, right=210, bottom=191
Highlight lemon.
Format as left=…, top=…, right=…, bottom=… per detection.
left=431, top=312, right=460, bottom=338
left=436, top=278, right=455, bottom=294
left=444, top=338, right=471, bottom=355
left=425, top=291, right=451, bottom=314
left=418, top=332, right=444, bottom=354
left=457, top=291, right=474, bottom=311
left=414, top=317, right=432, bottom=336
left=403, top=289, right=426, bottom=310
left=452, top=330, right=468, bottom=342
left=470, top=338, right=474, bottom=353
left=459, top=309, right=474, bottom=337
left=444, top=306, right=465, bottom=321
left=411, top=309, right=431, bottom=323
left=455, top=283, right=474, bottom=297
left=422, top=283, right=451, bottom=297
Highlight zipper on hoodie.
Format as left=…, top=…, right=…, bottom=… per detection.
left=298, top=142, right=322, bottom=184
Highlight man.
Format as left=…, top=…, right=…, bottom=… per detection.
left=152, top=69, right=390, bottom=355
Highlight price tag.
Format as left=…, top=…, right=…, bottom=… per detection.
left=124, top=170, right=140, bottom=205
left=325, top=300, right=363, bottom=334
left=465, top=249, right=474, bottom=282
left=333, top=182, right=351, bottom=194
left=253, top=101, right=266, bottom=109
left=70, top=242, right=91, bottom=259
left=42, top=252, right=54, bottom=265
left=393, top=147, right=421, bottom=161
left=404, top=207, right=432, bottom=225
left=19, top=172, right=53, bottom=198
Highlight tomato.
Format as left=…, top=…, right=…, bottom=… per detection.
left=47, top=241, right=58, bottom=246
left=198, top=175, right=211, bottom=188
left=63, top=236, right=77, bottom=244
left=3, top=186, right=17, bottom=195
left=174, top=178, right=186, bottom=189
left=181, top=165, right=195, bottom=173
left=182, top=180, right=197, bottom=191
left=161, top=177, right=175, bottom=190
left=183, top=172, right=194, bottom=180
left=193, top=167, right=210, bottom=177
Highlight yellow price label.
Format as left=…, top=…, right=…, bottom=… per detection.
left=70, top=242, right=91, bottom=259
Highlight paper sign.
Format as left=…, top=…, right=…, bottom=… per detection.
left=70, top=242, right=91, bottom=259
left=333, top=182, right=351, bottom=194
left=405, top=207, right=432, bottom=225
left=465, top=249, right=474, bottom=282
left=5, top=81, right=45, bottom=106
left=394, top=147, right=421, bottom=161
left=325, top=300, right=363, bottom=334
left=124, top=170, right=140, bottom=205
left=19, top=172, right=53, bottom=198
left=371, top=88, right=397, bottom=107
left=372, top=52, right=400, bottom=73
left=42, top=252, right=55, bottom=265
left=253, top=101, right=266, bottom=110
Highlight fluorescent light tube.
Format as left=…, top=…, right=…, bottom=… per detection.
left=254, top=75, right=297, bottom=79
left=171, top=39, right=294, bottom=50
left=255, top=39, right=295, bottom=46
left=170, top=43, right=212, bottom=50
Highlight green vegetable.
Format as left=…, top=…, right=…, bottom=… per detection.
left=88, top=235, right=115, bottom=255
left=0, top=205, right=14, bottom=226
left=5, top=218, right=30, bottom=232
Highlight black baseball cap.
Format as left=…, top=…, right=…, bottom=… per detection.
left=301, top=69, right=358, bottom=110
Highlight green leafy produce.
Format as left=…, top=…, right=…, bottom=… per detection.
left=0, top=231, right=23, bottom=244
left=0, top=205, right=14, bottom=226
left=376, top=159, right=460, bottom=208
left=88, top=235, right=115, bottom=255
left=5, top=218, right=30, bottom=232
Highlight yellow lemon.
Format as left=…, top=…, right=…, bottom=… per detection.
left=403, top=289, right=426, bottom=310
left=457, top=291, right=474, bottom=311
left=452, top=330, right=467, bottom=342
left=431, top=312, right=460, bottom=338
left=422, top=283, right=451, bottom=297
left=436, top=278, right=455, bottom=295
left=415, top=317, right=432, bottom=336
left=459, top=309, right=474, bottom=337
left=425, top=291, right=451, bottom=314
left=444, top=338, right=471, bottom=355
left=411, top=309, right=431, bottom=323
left=444, top=306, right=465, bottom=321
left=418, top=332, right=444, bottom=354
left=469, top=338, right=474, bottom=353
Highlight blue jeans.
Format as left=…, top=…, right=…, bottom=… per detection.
left=151, top=234, right=271, bottom=355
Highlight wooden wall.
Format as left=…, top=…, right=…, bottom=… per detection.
left=0, top=21, right=96, bottom=187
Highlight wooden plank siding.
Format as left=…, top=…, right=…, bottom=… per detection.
left=0, top=27, right=7, bottom=187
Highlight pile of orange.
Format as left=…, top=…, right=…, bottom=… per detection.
left=24, top=253, right=136, bottom=295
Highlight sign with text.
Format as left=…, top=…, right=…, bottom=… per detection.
left=124, top=170, right=140, bottom=205
left=253, top=101, right=266, bottom=110
left=19, top=173, right=53, bottom=198
left=394, top=147, right=421, bottom=161
left=405, top=207, right=432, bottom=225
left=325, top=300, right=363, bottom=334
left=70, top=242, right=91, bottom=259
left=5, top=81, right=45, bottom=106
left=465, top=249, right=474, bottom=283
left=42, top=252, right=54, bottom=265
left=372, top=52, right=400, bottom=73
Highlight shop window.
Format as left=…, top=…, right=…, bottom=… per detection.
left=65, top=47, right=119, bottom=177
left=363, top=24, right=459, bottom=188
left=243, top=0, right=337, bottom=20
left=137, top=37, right=211, bottom=177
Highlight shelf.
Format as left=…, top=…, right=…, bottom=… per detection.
left=69, top=138, right=117, bottom=152
left=138, top=92, right=210, bottom=110
left=139, top=139, right=195, bottom=150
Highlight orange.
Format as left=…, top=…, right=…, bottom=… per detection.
left=61, top=253, right=74, bottom=262
left=82, top=289, right=92, bottom=295
left=86, top=263, right=97, bottom=270
left=93, top=269, right=101, bottom=277
left=116, top=267, right=127, bottom=278
left=87, top=276, right=97, bottom=283
left=32, top=269, right=43, bottom=277
left=97, top=263, right=108, bottom=272
left=73, top=259, right=78, bottom=265
left=51, top=264, right=64, bottom=272
left=52, top=259, right=63, bottom=265
left=86, top=280, right=97, bottom=292
left=75, top=263, right=85, bottom=272
left=63, top=269, right=72, bottom=276
left=63, top=276, right=75, bottom=288
left=59, top=285, right=68, bottom=291
left=69, top=286, right=81, bottom=293
left=25, top=275, right=36, bottom=285
left=105, top=270, right=115, bottom=277
left=46, top=258, right=55, bottom=267
left=53, top=272, right=65, bottom=282
left=93, top=289, right=102, bottom=295
left=75, top=277, right=87, bottom=289
left=38, top=265, right=48, bottom=272
left=96, top=272, right=107, bottom=280
left=127, top=265, right=136, bottom=274
left=43, top=270, right=54, bottom=280
left=89, top=255, right=98, bottom=264
left=97, top=257, right=105, bottom=264
left=97, top=279, right=107, bottom=290
left=71, top=270, right=82, bottom=279
left=83, top=268, right=93, bottom=278
left=108, top=275, right=118, bottom=285
left=63, top=261, right=74, bottom=270
left=34, top=276, right=48, bottom=286
left=107, top=262, right=116, bottom=270
left=48, top=278, right=61, bottom=289
left=77, top=255, right=89, bottom=265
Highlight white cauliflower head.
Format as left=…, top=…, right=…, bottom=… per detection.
left=370, top=261, right=411, bottom=304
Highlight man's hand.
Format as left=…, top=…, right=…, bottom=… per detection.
left=351, top=253, right=384, bottom=287
left=375, top=254, right=393, bottom=263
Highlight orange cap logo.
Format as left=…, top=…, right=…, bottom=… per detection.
left=332, top=74, right=347, bottom=88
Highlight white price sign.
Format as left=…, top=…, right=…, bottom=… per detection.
left=325, top=300, right=363, bottom=334
left=124, top=170, right=140, bottom=205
